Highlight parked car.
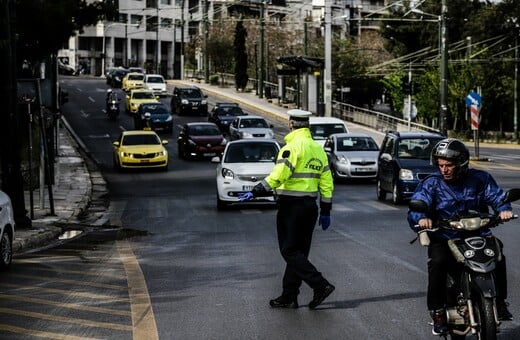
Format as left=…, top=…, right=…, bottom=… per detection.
left=170, top=86, right=208, bottom=116
left=122, top=72, right=145, bottom=92
left=110, top=68, right=130, bottom=88
left=112, top=130, right=169, bottom=171
left=228, top=115, right=274, bottom=140
left=144, top=74, right=168, bottom=97
left=0, top=190, right=15, bottom=270
left=208, top=102, right=247, bottom=133
left=177, top=122, right=227, bottom=159
left=125, top=89, right=159, bottom=115
left=212, top=139, right=280, bottom=209
left=376, top=130, right=444, bottom=204
left=135, top=102, right=173, bottom=133
left=309, top=117, right=349, bottom=146
left=323, top=132, right=380, bottom=181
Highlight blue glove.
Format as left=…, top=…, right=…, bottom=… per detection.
left=318, top=215, right=331, bottom=230
left=238, top=192, right=254, bottom=201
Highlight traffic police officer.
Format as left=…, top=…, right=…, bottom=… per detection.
left=239, top=109, right=335, bottom=309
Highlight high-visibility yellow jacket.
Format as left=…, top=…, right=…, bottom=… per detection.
left=262, top=128, right=333, bottom=205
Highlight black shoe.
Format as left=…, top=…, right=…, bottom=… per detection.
left=309, top=284, right=335, bottom=309
left=430, top=309, right=448, bottom=336
left=497, top=300, right=513, bottom=321
left=269, top=296, right=298, bottom=309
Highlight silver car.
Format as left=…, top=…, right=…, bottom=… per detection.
left=323, top=133, right=380, bottom=181
left=212, top=139, right=280, bottom=210
left=0, top=190, right=15, bottom=270
left=228, top=115, right=274, bottom=140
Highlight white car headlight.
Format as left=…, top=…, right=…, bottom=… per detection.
left=222, top=168, right=234, bottom=179
left=399, top=169, right=414, bottom=180
left=267, top=131, right=274, bottom=138
left=336, top=155, right=348, bottom=164
left=165, top=116, right=173, bottom=122
left=241, top=131, right=253, bottom=138
left=201, top=99, right=207, bottom=105
left=181, top=99, right=189, bottom=105
left=221, top=138, right=228, bottom=145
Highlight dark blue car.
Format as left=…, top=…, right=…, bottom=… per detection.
left=377, top=130, right=444, bottom=204
left=208, top=102, right=247, bottom=133
left=135, top=102, right=173, bottom=133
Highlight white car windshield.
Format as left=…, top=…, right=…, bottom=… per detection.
left=225, top=143, right=278, bottom=163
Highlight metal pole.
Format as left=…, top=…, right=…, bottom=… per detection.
left=514, top=26, right=518, bottom=142
left=203, top=0, right=209, bottom=83
left=439, top=0, right=448, bottom=136
left=324, top=0, right=331, bottom=116
left=259, top=1, right=265, bottom=99
left=156, top=7, right=159, bottom=74
left=180, top=0, right=185, bottom=80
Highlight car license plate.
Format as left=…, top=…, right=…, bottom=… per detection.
left=140, top=159, right=150, bottom=163
left=242, top=185, right=254, bottom=191
left=203, top=152, right=216, bottom=157
left=356, top=167, right=371, bottom=172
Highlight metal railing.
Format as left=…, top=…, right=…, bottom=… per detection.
left=185, top=70, right=440, bottom=134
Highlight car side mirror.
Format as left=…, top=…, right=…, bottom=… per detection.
left=211, top=156, right=220, bottom=163
left=112, top=141, right=120, bottom=147
left=162, top=140, right=169, bottom=145
left=269, top=124, right=274, bottom=128
left=324, top=146, right=332, bottom=153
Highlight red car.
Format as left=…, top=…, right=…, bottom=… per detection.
left=177, top=122, right=227, bottom=160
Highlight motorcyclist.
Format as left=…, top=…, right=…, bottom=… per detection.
left=407, top=138, right=513, bottom=336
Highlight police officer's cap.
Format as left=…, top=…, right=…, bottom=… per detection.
left=288, top=109, right=312, bottom=121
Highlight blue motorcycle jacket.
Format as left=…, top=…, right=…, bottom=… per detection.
left=407, top=168, right=512, bottom=241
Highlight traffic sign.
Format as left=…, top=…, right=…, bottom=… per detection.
left=466, top=91, right=481, bottom=108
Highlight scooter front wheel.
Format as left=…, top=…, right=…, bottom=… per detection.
left=474, top=296, right=497, bottom=340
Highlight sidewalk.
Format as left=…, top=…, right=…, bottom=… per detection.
left=14, top=118, right=109, bottom=254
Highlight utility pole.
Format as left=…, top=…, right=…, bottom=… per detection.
left=259, top=0, right=265, bottom=99
left=203, top=0, right=209, bottom=83
left=180, top=0, right=185, bottom=80
left=324, top=0, right=331, bottom=116
left=439, top=0, right=448, bottom=136
left=156, top=6, right=160, bottom=74
left=0, top=0, right=31, bottom=227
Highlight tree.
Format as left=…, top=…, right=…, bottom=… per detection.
left=16, top=0, right=117, bottom=75
left=234, top=19, right=248, bottom=91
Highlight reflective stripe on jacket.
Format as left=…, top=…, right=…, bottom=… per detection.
left=263, top=128, right=333, bottom=202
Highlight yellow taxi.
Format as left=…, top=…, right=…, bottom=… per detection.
left=112, top=130, right=169, bottom=171
left=121, top=72, right=145, bottom=92
left=125, top=89, right=159, bottom=115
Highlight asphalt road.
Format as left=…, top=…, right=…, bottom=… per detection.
left=1, top=77, right=519, bottom=339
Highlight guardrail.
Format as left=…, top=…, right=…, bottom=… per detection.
left=185, top=70, right=440, bottom=134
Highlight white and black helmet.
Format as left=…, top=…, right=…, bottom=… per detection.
left=431, top=138, right=470, bottom=177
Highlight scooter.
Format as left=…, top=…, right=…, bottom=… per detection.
left=409, top=188, right=520, bottom=340
left=107, top=98, right=120, bottom=121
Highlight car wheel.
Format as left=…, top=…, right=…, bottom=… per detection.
left=392, top=182, right=402, bottom=205
left=113, top=156, right=122, bottom=172
left=377, top=179, right=387, bottom=201
left=0, top=230, right=13, bottom=270
left=331, top=164, right=341, bottom=183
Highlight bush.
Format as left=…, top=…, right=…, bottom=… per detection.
left=209, top=75, right=219, bottom=85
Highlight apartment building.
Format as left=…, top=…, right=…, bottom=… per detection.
left=58, top=0, right=386, bottom=79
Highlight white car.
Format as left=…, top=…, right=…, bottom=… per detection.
left=228, top=115, right=274, bottom=140
left=323, top=133, right=379, bottom=181
left=212, top=139, right=280, bottom=209
left=144, top=74, right=168, bottom=97
left=0, top=190, right=15, bottom=270
left=309, top=116, right=349, bottom=146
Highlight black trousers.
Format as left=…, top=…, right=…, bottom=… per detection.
left=427, top=238, right=508, bottom=311
left=276, top=197, right=329, bottom=299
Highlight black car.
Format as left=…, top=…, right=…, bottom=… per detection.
left=376, top=130, right=444, bottom=204
left=170, top=86, right=208, bottom=116
left=208, top=102, right=247, bottom=133
left=110, top=68, right=130, bottom=88
left=134, top=102, right=173, bottom=133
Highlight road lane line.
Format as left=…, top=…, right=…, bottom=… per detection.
left=0, top=283, right=130, bottom=303
left=17, top=266, right=126, bottom=279
left=116, top=240, right=159, bottom=340
left=0, top=307, right=132, bottom=331
left=8, top=273, right=127, bottom=290
left=0, top=324, right=100, bottom=340
left=0, top=294, right=131, bottom=316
